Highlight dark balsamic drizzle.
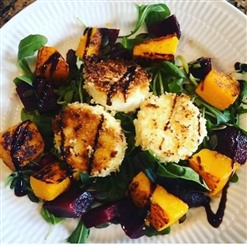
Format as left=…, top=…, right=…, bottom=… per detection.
left=106, top=65, right=136, bottom=106
left=41, top=52, right=60, bottom=75
left=203, top=182, right=229, bottom=228
left=122, top=66, right=136, bottom=101
left=10, top=120, right=31, bottom=196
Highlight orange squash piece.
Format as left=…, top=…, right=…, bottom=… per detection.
left=146, top=185, right=189, bottom=231
left=133, top=34, right=179, bottom=61
left=195, top=69, right=240, bottom=110
left=189, top=149, right=240, bottom=196
left=35, top=46, right=70, bottom=88
left=0, top=120, right=45, bottom=171
left=30, top=162, right=71, bottom=201
left=128, top=171, right=153, bottom=208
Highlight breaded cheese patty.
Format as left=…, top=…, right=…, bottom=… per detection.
left=52, top=102, right=127, bottom=177
left=134, top=93, right=207, bottom=163
left=83, top=59, right=151, bottom=113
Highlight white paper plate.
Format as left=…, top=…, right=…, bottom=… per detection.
left=1, top=0, right=247, bottom=243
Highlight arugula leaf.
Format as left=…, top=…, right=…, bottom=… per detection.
left=161, top=61, right=185, bottom=78
left=196, top=98, right=231, bottom=126
left=122, top=3, right=170, bottom=38
left=40, top=207, right=63, bottom=225
left=16, top=34, right=47, bottom=82
left=13, top=75, right=34, bottom=86
left=121, top=33, right=150, bottom=50
left=156, top=162, right=209, bottom=190
left=67, top=219, right=90, bottom=243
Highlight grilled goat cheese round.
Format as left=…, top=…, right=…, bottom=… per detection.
left=134, top=93, right=207, bottom=163
left=52, top=102, right=127, bottom=177
left=83, top=59, right=151, bottom=113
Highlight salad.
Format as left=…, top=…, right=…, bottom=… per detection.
left=1, top=2, right=247, bottom=243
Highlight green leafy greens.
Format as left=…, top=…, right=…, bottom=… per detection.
left=14, top=34, right=48, bottom=85
left=122, top=3, right=170, bottom=38
left=67, top=219, right=90, bottom=243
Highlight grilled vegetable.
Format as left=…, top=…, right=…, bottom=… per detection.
left=148, top=14, right=181, bottom=39
left=0, top=120, right=45, bottom=171
left=188, top=57, right=212, bottom=80
left=43, top=187, right=94, bottom=218
left=146, top=185, right=189, bottom=231
left=81, top=198, right=146, bottom=239
left=82, top=202, right=119, bottom=228
left=30, top=162, right=71, bottom=201
left=133, top=34, right=179, bottom=62
left=188, top=149, right=240, bottom=196
left=158, top=178, right=211, bottom=208
left=16, top=83, right=38, bottom=111
left=33, top=76, right=59, bottom=113
left=195, top=69, right=240, bottom=110
left=129, top=172, right=189, bottom=231
left=76, top=27, right=119, bottom=59
left=214, top=126, right=247, bottom=165
left=128, top=171, right=153, bottom=208
left=35, top=46, right=70, bottom=88
left=117, top=199, right=146, bottom=239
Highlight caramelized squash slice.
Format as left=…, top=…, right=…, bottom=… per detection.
left=146, top=185, right=188, bottom=231
left=35, top=46, right=70, bottom=88
left=76, top=27, right=119, bottom=59
left=129, top=171, right=188, bottom=231
left=128, top=171, right=153, bottom=208
left=195, top=69, right=240, bottom=110
left=189, top=149, right=240, bottom=196
left=30, top=162, right=71, bottom=201
left=133, top=34, right=179, bottom=62
left=0, top=120, right=45, bottom=171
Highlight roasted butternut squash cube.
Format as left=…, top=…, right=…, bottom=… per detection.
left=76, top=27, right=119, bottom=59
left=128, top=171, right=152, bottom=208
left=35, top=46, right=70, bottom=88
left=146, top=185, right=188, bottom=231
left=30, top=162, right=71, bottom=201
left=0, top=120, right=45, bottom=171
left=133, top=34, right=179, bottom=62
left=188, top=149, right=240, bottom=196
left=195, top=69, right=240, bottom=110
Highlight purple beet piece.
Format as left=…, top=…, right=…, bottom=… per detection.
left=214, top=126, right=247, bottom=164
left=82, top=202, right=119, bottom=228
left=82, top=198, right=146, bottom=239
left=117, top=199, right=146, bottom=239
left=33, top=76, right=58, bottom=113
left=43, top=187, right=94, bottom=218
left=189, top=57, right=212, bottom=80
left=16, top=83, right=38, bottom=111
left=148, top=15, right=181, bottom=39
left=100, top=28, right=120, bottom=45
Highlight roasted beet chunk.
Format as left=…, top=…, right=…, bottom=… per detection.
left=117, top=199, right=146, bottom=239
left=43, top=187, right=94, bottom=218
left=189, top=57, right=212, bottom=80
left=81, top=198, right=146, bottom=239
left=16, top=82, right=38, bottom=111
left=148, top=15, right=181, bottom=39
left=81, top=202, right=119, bottom=228
left=157, top=177, right=210, bottom=208
left=214, top=126, right=247, bottom=164
left=33, top=76, right=58, bottom=113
